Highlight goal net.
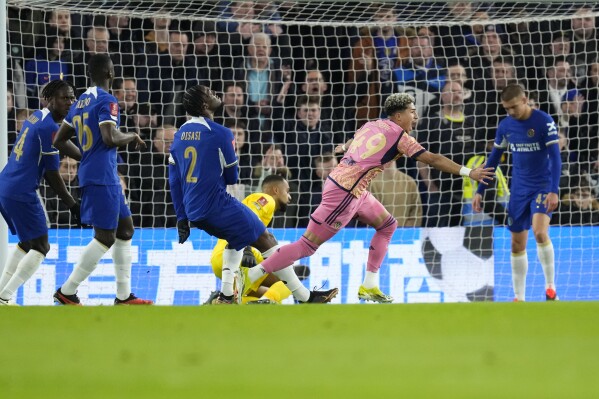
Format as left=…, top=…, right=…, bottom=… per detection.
left=4, top=0, right=599, bottom=304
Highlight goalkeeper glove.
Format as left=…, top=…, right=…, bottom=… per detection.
left=241, top=246, right=257, bottom=268
left=177, top=219, right=191, bottom=244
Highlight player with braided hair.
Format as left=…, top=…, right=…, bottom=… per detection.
left=0, top=79, right=78, bottom=305
left=170, top=84, right=338, bottom=304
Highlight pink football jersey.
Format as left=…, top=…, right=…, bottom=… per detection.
left=329, top=119, right=425, bottom=197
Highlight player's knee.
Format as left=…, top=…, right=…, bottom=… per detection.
left=376, top=216, right=398, bottom=238
left=533, top=230, right=549, bottom=244
left=116, top=227, right=134, bottom=241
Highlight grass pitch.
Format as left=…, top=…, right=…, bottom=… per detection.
left=1, top=303, right=598, bottom=399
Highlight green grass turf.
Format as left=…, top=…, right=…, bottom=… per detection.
left=1, top=303, right=598, bottom=398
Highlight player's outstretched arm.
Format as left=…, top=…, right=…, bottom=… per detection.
left=54, top=123, right=82, bottom=161
left=99, top=123, right=146, bottom=149
left=415, top=151, right=495, bottom=185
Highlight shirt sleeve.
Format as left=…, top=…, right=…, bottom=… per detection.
left=397, top=133, right=426, bottom=158
left=98, top=95, right=120, bottom=128
left=221, top=127, right=239, bottom=185
left=542, top=114, right=559, bottom=146
left=41, top=125, right=60, bottom=171
left=494, top=121, right=508, bottom=149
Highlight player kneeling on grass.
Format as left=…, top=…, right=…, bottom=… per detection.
left=169, top=84, right=337, bottom=305
left=208, top=175, right=310, bottom=304
left=0, top=80, right=79, bottom=305
left=243, top=93, right=495, bottom=303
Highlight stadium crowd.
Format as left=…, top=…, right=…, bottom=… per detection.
left=5, top=2, right=599, bottom=228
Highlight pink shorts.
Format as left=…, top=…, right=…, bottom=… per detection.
left=309, top=179, right=387, bottom=236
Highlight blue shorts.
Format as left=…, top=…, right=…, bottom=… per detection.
left=0, top=196, right=48, bottom=242
left=191, top=200, right=265, bottom=251
left=507, top=191, right=552, bottom=233
left=81, top=185, right=131, bottom=230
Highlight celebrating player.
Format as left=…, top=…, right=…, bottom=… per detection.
left=241, top=93, right=495, bottom=303
left=473, top=84, right=561, bottom=301
left=210, top=174, right=302, bottom=304
left=169, top=84, right=338, bottom=304
left=0, top=80, right=79, bottom=305
left=52, top=54, right=153, bottom=305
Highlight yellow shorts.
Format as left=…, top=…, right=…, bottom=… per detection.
left=210, top=239, right=267, bottom=294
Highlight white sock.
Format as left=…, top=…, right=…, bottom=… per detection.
left=261, top=245, right=281, bottom=259
left=62, top=239, right=108, bottom=295
left=0, top=245, right=26, bottom=292
left=113, top=238, right=132, bottom=300
left=511, top=252, right=528, bottom=301
left=0, top=250, right=45, bottom=300
left=248, top=265, right=268, bottom=284
left=537, top=241, right=555, bottom=290
left=222, top=248, right=243, bottom=297
left=273, top=266, right=310, bottom=302
left=362, top=271, right=379, bottom=289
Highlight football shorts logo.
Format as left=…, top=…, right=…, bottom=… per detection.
left=109, top=102, right=119, bottom=117
left=527, top=129, right=535, bottom=137
left=332, top=221, right=342, bottom=229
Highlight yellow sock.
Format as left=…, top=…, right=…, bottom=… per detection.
left=263, top=281, right=292, bottom=303
left=242, top=295, right=260, bottom=305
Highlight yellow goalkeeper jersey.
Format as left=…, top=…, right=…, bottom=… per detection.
left=210, top=192, right=276, bottom=283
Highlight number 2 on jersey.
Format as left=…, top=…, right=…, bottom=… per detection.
left=184, top=146, right=198, bottom=183
left=72, top=113, right=93, bottom=152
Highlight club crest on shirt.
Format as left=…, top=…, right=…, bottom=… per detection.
left=527, top=128, right=535, bottom=137
left=332, top=221, right=342, bottom=229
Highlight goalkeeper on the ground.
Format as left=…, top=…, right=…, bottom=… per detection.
left=209, top=174, right=306, bottom=304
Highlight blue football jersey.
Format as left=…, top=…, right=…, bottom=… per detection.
left=169, top=116, right=239, bottom=221
left=494, top=109, right=559, bottom=194
left=63, top=86, right=120, bottom=187
left=0, top=108, right=60, bottom=201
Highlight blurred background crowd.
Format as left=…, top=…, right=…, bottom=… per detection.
left=5, top=1, right=599, bottom=229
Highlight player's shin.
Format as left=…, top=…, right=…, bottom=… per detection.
left=537, top=241, right=555, bottom=290
left=113, top=238, right=132, bottom=301
left=0, top=250, right=45, bottom=301
left=511, top=251, right=528, bottom=301
left=222, top=248, right=243, bottom=297
left=363, top=216, right=397, bottom=289
left=272, top=266, right=310, bottom=302
left=0, top=245, right=26, bottom=292
left=61, top=239, right=108, bottom=295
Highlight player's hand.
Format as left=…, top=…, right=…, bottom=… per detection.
left=177, top=219, right=190, bottom=244
left=241, top=246, right=257, bottom=268
left=472, top=193, right=483, bottom=213
left=470, top=167, right=495, bottom=185
left=133, top=134, right=146, bottom=150
left=334, top=144, right=345, bottom=154
left=69, top=202, right=82, bottom=227
left=544, top=192, right=559, bottom=213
